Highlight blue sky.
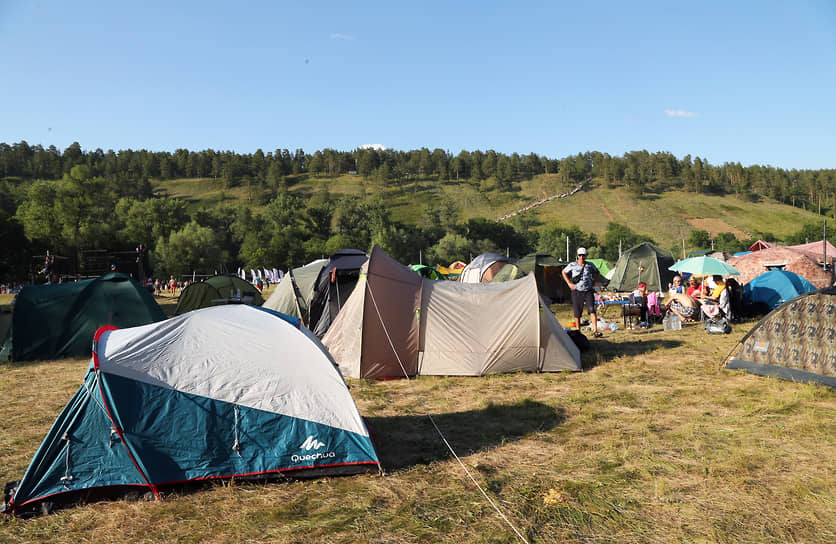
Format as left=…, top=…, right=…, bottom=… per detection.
left=1, top=1, right=834, bottom=169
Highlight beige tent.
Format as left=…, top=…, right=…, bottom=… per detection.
left=323, top=246, right=581, bottom=378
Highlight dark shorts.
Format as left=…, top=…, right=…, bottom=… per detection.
left=571, top=289, right=595, bottom=318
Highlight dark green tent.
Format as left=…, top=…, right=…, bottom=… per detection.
left=608, top=242, right=676, bottom=293
left=174, top=275, right=264, bottom=315
left=10, top=273, right=166, bottom=361
left=491, top=253, right=570, bottom=302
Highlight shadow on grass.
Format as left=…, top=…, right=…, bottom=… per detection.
left=366, top=399, right=565, bottom=471
left=582, top=338, right=685, bottom=368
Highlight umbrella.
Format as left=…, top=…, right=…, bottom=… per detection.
left=669, top=256, right=740, bottom=276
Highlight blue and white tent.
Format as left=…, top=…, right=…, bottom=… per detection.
left=743, top=269, right=817, bottom=310
left=5, top=305, right=379, bottom=515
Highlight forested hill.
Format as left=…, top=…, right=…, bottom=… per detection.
left=1, top=141, right=834, bottom=282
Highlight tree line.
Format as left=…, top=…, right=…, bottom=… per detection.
left=0, top=141, right=833, bottom=283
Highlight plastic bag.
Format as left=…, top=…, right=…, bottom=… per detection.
left=704, top=317, right=731, bottom=334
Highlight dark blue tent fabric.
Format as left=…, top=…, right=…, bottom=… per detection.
left=743, top=270, right=816, bottom=310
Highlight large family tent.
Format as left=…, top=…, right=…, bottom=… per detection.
left=727, top=247, right=833, bottom=289
left=742, top=270, right=816, bottom=310
left=323, top=246, right=581, bottom=379
left=9, top=273, right=166, bottom=362
left=786, top=240, right=836, bottom=270
left=4, top=305, right=380, bottom=516
left=608, top=242, right=676, bottom=293
left=726, top=287, right=836, bottom=388
left=459, top=253, right=516, bottom=283
left=490, top=253, right=570, bottom=302
left=174, top=275, right=263, bottom=315
left=263, top=249, right=368, bottom=336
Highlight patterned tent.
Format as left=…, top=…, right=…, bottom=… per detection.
left=787, top=240, right=836, bottom=268
left=726, top=287, right=836, bottom=388
left=727, top=247, right=833, bottom=289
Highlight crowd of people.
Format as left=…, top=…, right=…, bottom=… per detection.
left=562, top=243, right=739, bottom=338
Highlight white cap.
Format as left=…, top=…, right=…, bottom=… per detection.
left=577, top=247, right=588, bottom=256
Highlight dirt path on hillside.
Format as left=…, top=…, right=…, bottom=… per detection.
left=496, top=180, right=587, bottom=221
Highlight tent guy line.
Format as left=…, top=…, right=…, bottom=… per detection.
left=365, top=280, right=531, bottom=544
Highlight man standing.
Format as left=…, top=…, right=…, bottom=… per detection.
left=562, top=247, right=602, bottom=337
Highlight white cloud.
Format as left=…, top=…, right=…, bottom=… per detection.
left=330, top=33, right=355, bottom=41
left=359, top=143, right=386, bottom=151
left=665, top=109, right=698, bottom=118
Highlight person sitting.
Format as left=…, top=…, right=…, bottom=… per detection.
left=665, top=292, right=700, bottom=322
left=699, top=275, right=726, bottom=303
left=630, top=282, right=649, bottom=322
left=686, top=276, right=702, bottom=298
left=699, top=275, right=727, bottom=319
left=668, top=275, right=684, bottom=296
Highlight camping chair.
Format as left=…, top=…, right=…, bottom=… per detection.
left=701, top=288, right=731, bottom=322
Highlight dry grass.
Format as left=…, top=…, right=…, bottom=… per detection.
left=1, top=308, right=834, bottom=543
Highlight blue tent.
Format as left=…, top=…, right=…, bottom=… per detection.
left=743, top=270, right=816, bottom=310
left=5, top=305, right=379, bottom=516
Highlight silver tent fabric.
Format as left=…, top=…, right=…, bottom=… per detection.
left=262, top=259, right=327, bottom=318
left=97, top=305, right=370, bottom=435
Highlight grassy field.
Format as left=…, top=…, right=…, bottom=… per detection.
left=1, top=303, right=833, bottom=543
left=152, top=174, right=823, bottom=253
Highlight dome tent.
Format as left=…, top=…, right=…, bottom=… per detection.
left=174, top=275, right=264, bottom=315
left=4, top=305, right=380, bottom=516
left=262, top=259, right=327, bottom=322
left=608, top=242, right=676, bottom=293
left=726, top=287, right=836, bottom=388
left=459, top=253, right=516, bottom=283
left=9, top=273, right=166, bottom=362
left=263, top=249, right=368, bottom=337
left=742, top=270, right=816, bottom=310
left=490, top=253, right=570, bottom=302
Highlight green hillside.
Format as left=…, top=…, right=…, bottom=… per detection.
left=152, top=173, right=823, bottom=252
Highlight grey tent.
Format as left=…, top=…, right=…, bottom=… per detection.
left=263, top=259, right=327, bottom=322
left=262, top=249, right=368, bottom=336
left=459, top=253, right=516, bottom=283
left=323, top=246, right=581, bottom=378
left=490, top=253, right=570, bottom=302
left=608, top=242, right=676, bottom=293
left=726, top=287, right=836, bottom=388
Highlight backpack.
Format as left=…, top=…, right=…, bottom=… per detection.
left=567, top=329, right=591, bottom=352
